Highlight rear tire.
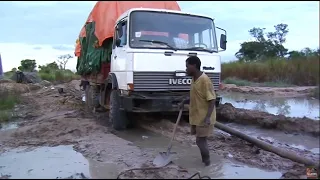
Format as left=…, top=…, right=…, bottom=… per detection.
left=109, top=89, right=128, bottom=130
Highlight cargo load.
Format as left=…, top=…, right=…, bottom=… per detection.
left=75, top=1, right=181, bottom=75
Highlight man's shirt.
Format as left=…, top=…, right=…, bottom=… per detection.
left=189, top=73, right=217, bottom=126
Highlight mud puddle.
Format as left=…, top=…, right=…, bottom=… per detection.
left=0, top=145, right=90, bottom=179
left=221, top=92, right=319, bottom=120
left=0, top=122, right=18, bottom=132
left=113, top=128, right=282, bottom=179
left=222, top=123, right=320, bottom=155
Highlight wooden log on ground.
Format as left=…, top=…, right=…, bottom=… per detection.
left=214, top=121, right=319, bottom=167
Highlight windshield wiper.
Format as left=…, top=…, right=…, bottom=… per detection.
left=139, top=39, right=177, bottom=51
left=182, top=47, right=214, bottom=53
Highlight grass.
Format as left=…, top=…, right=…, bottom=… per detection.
left=222, top=56, right=319, bottom=86
left=0, top=87, right=21, bottom=122
left=39, top=69, right=80, bottom=83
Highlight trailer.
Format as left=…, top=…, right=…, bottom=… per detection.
left=75, top=1, right=227, bottom=130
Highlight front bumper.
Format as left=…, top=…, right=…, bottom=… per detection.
left=119, top=92, right=222, bottom=113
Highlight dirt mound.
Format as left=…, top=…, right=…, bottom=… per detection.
left=217, top=103, right=319, bottom=137
left=221, top=84, right=317, bottom=97
left=0, top=82, right=41, bottom=94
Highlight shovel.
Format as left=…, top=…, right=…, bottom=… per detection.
left=152, top=108, right=184, bottom=167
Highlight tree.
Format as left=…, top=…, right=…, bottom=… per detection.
left=18, top=59, right=37, bottom=72
left=57, top=54, right=72, bottom=70
left=235, top=23, right=289, bottom=62
left=38, top=62, right=59, bottom=73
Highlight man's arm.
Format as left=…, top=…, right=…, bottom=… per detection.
left=204, top=78, right=216, bottom=120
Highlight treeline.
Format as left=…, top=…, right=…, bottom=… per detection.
left=222, top=23, right=319, bottom=86
left=5, top=54, right=79, bottom=82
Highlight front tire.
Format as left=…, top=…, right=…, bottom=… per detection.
left=109, top=89, right=128, bottom=130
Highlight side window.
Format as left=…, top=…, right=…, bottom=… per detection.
left=118, top=21, right=127, bottom=47
left=113, top=21, right=127, bottom=48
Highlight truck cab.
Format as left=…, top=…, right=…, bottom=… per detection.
left=85, top=8, right=227, bottom=130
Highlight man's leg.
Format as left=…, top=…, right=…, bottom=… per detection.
left=196, top=136, right=210, bottom=166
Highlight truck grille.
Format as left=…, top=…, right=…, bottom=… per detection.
left=133, top=72, right=220, bottom=91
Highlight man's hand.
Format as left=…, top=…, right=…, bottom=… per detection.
left=204, top=117, right=211, bottom=126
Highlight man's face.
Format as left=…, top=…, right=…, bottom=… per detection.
left=186, top=62, right=195, bottom=76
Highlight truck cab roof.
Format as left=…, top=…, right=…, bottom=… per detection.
left=116, top=8, right=215, bottom=23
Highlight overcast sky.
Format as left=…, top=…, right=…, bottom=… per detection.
left=0, top=1, right=319, bottom=72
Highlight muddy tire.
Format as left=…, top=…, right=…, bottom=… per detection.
left=109, top=89, right=128, bottom=130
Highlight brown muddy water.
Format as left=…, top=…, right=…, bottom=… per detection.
left=220, top=92, right=320, bottom=120
left=113, top=128, right=282, bottom=179
left=0, top=126, right=282, bottom=179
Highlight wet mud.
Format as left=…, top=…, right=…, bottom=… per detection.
left=0, top=80, right=318, bottom=179
left=217, top=103, right=319, bottom=137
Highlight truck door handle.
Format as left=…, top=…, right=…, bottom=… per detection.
left=114, top=56, right=117, bottom=59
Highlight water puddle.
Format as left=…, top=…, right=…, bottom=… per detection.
left=0, top=122, right=18, bottom=131
left=221, top=92, right=320, bottom=120
left=0, top=145, right=91, bottom=179
left=114, top=128, right=282, bottom=179
left=223, top=123, right=319, bottom=154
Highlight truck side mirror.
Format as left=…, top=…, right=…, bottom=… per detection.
left=220, top=34, right=227, bottom=50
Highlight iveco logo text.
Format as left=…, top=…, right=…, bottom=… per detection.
left=169, top=78, right=192, bottom=85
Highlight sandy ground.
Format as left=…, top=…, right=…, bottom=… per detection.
left=221, top=84, right=318, bottom=97
left=0, top=80, right=318, bottom=179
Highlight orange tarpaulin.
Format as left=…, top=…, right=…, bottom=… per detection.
left=75, top=1, right=180, bottom=57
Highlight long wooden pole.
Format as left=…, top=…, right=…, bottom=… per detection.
left=214, top=122, right=319, bottom=167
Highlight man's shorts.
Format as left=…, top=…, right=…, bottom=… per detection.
left=191, top=125, right=214, bottom=137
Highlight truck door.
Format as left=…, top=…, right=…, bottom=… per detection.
left=111, top=20, right=128, bottom=72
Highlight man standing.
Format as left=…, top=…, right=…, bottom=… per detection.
left=180, top=55, right=216, bottom=166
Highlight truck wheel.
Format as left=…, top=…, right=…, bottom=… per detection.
left=109, top=89, right=128, bottom=130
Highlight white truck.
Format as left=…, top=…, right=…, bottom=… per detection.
left=78, top=7, right=227, bottom=130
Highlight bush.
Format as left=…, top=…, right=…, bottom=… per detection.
left=222, top=56, right=319, bottom=86
left=0, top=87, right=20, bottom=122
left=39, top=70, right=80, bottom=83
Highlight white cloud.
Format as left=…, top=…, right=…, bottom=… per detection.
left=0, top=43, right=77, bottom=72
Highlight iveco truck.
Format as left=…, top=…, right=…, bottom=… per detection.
left=75, top=2, right=227, bottom=130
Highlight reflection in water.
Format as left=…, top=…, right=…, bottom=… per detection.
left=221, top=92, right=319, bottom=120
left=0, top=146, right=91, bottom=179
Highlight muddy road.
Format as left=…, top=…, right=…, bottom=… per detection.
left=0, top=80, right=319, bottom=179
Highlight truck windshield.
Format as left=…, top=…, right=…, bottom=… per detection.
left=129, top=11, right=218, bottom=53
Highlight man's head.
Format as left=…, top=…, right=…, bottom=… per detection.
left=186, top=56, right=201, bottom=76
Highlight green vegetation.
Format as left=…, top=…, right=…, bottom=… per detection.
left=38, top=61, right=80, bottom=82
left=6, top=54, right=80, bottom=83
left=222, top=23, right=320, bottom=86
left=0, top=87, right=20, bottom=122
